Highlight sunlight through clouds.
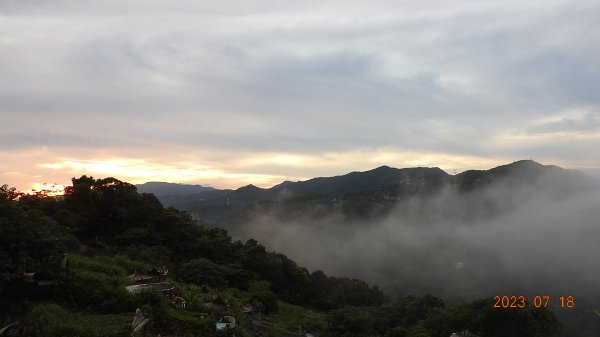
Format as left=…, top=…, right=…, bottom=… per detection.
left=1, top=0, right=599, bottom=190
left=32, top=157, right=299, bottom=190
left=22, top=149, right=508, bottom=192
left=39, top=159, right=223, bottom=183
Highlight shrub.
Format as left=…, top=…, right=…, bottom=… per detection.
left=30, top=303, right=98, bottom=337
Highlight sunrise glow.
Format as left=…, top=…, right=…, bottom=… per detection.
left=2, top=149, right=513, bottom=193
left=1, top=0, right=599, bottom=191
left=24, top=183, right=68, bottom=197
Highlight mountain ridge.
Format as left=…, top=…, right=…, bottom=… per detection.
left=136, top=181, right=215, bottom=197
left=136, top=160, right=591, bottom=226
left=139, top=160, right=584, bottom=194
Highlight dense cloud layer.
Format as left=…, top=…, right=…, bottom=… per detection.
left=1, top=0, right=600, bottom=189
left=235, top=171, right=600, bottom=302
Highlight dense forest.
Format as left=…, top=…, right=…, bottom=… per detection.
left=0, top=177, right=573, bottom=336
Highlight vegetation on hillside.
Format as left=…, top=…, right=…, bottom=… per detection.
left=0, top=178, right=568, bottom=336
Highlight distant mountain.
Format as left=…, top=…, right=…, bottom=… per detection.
left=136, top=181, right=215, bottom=197
left=270, top=165, right=449, bottom=196
left=454, top=159, right=587, bottom=191
left=140, top=160, right=592, bottom=227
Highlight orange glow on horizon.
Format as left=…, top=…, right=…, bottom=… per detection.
left=24, top=183, right=68, bottom=197
left=4, top=149, right=558, bottom=193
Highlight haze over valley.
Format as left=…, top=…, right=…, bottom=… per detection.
left=3, top=0, right=600, bottom=335
left=140, top=160, right=600, bottom=301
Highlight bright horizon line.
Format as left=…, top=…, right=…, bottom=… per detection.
left=15, top=158, right=597, bottom=195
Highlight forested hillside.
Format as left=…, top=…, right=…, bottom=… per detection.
left=0, top=178, right=570, bottom=336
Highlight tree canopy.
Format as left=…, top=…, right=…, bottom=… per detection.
left=0, top=176, right=566, bottom=336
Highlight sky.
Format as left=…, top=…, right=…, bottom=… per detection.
left=1, top=0, right=600, bottom=191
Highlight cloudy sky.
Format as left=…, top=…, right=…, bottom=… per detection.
left=1, top=0, right=599, bottom=191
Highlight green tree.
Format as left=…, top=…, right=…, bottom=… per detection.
left=0, top=193, right=77, bottom=280
left=252, top=290, right=279, bottom=314
left=0, top=184, right=21, bottom=201
left=177, top=257, right=226, bottom=287
left=325, top=306, right=376, bottom=337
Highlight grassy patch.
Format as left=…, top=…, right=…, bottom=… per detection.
left=167, top=309, right=211, bottom=329
left=30, top=303, right=131, bottom=337
left=255, top=301, right=325, bottom=333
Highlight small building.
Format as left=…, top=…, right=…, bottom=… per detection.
left=125, top=282, right=174, bottom=297
left=173, top=296, right=186, bottom=309
left=125, top=284, right=148, bottom=294
left=215, top=316, right=235, bottom=331
left=147, top=266, right=168, bottom=282
left=129, top=266, right=168, bottom=284
left=128, top=274, right=155, bottom=285
left=132, top=308, right=150, bottom=333
left=149, top=282, right=175, bottom=296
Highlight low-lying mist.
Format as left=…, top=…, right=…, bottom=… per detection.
left=233, top=171, right=600, bottom=302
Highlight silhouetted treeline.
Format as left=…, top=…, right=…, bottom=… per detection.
left=1, top=177, right=385, bottom=310
left=0, top=178, right=575, bottom=336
